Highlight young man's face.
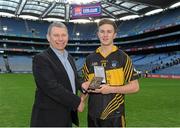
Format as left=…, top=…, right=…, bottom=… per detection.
left=47, top=26, right=68, bottom=52
left=97, top=24, right=117, bottom=46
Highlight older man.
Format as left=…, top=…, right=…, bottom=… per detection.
left=30, top=22, right=87, bottom=127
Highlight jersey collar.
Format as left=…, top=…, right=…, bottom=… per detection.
left=96, top=45, right=118, bottom=58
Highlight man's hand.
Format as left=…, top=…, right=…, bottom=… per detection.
left=77, top=94, right=87, bottom=112
left=81, top=81, right=90, bottom=92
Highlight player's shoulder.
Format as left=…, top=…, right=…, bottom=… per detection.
left=86, top=51, right=98, bottom=60
left=116, top=49, right=129, bottom=58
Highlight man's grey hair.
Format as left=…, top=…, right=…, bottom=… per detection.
left=47, top=22, right=68, bottom=35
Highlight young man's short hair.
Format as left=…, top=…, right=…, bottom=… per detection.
left=98, top=19, right=117, bottom=33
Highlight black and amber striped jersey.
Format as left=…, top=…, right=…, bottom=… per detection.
left=82, top=45, right=139, bottom=119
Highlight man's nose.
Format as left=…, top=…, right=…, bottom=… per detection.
left=103, top=32, right=108, bottom=37
left=57, top=36, right=63, bottom=41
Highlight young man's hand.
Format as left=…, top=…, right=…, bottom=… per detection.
left=88, top=84, right=113, bottom=94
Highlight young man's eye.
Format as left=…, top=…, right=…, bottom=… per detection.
left=107, top=30, right=113, bottom=33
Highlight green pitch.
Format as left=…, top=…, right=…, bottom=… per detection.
left=0, top=74, right=180, bottom=127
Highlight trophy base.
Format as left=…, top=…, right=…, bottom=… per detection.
left=88, top=77, right=103, bottom=90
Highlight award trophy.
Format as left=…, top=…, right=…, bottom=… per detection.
left=89, top=66, right=106, bottom=90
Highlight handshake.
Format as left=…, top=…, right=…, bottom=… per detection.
left=77, top=78, right=110, bottom=112
left=77, top=78, right=102, bottom=112
left=77, top=81, right=90, bottom=112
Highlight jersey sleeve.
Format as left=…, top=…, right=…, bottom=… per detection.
left=82, top=60, right=90, bottom=81
left=123, top=54, right=139, bottom=83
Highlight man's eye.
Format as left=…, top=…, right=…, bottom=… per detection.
left=54, top=34, right=59, bottom=37
left=61, top=34, right=66, bottom=37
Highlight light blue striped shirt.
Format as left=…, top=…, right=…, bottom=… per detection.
left=50, top=46, right=76, bottom=94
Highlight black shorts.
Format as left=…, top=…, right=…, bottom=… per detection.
left=88, top=114, right=126, bottom=127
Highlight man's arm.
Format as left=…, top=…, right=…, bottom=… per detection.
left=90, top=79, right=139, bottom=94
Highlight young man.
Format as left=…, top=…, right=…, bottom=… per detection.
left=82, top=19, right=140, bottom=127
left=30, top=22, right=88, bottom=127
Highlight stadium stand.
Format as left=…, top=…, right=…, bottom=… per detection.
left=8, top=56, right=32, bottom=73
left=1, top=7, right=179, bottom=40
left=117, top=7, right=180, bottom=37
left=1, top=18, right=26, bottom=37
left=133, top=52, right=180, bottom=74
left=0, top=6, right=179, bottom=76
left=154, top=64, right=180, bottom=75
left=0, top=55, right=5, bottom=72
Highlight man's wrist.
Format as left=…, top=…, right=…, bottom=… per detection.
left=81, top=87, right=88, bottom=94
left=110, top=86, right=116, bottom=93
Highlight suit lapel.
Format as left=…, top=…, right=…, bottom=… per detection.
left=45, top=47, right=73, bottom=90
left=68, top=56, right=76, bottom=74
left=46, top=47, right=67, bottom=73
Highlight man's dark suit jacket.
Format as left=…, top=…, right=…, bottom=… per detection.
left=30, top=47, right=81, bottom=127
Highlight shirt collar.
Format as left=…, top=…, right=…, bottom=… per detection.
left=50, top=45, right=68, bottom=59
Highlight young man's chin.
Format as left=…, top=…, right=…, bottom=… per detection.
left=102, top=43, right=112, bottom=46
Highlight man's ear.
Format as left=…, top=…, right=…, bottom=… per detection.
left=113, top=32, right=117, bottom=39
left=47, top=34, right=50, bottom=42
left=97, top=31, right=99, bottom=38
